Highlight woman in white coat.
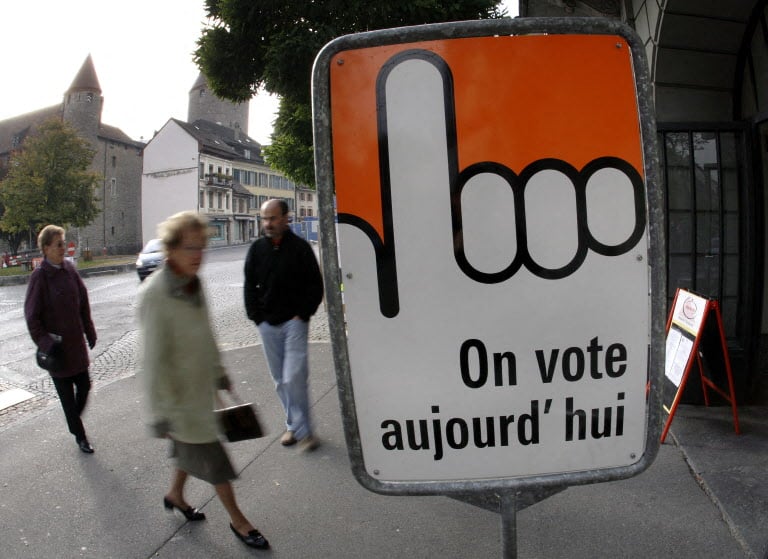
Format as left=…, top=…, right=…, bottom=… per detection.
left=138, top=211, right=268, bottom=550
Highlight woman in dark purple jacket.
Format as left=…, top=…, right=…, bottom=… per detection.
left=24, top=225, right=97, bottom=453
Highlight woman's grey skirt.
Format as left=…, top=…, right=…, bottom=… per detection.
left=170, top=440, right=236, bottom=485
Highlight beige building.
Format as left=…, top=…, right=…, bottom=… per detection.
left=142, top=76, right=299, bottom=245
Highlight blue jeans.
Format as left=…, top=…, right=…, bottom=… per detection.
left=258, top=318, right=312, bottom=440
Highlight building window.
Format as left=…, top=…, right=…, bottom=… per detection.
left=200, top=163, right=205, bottom=179
left=200, top=191, right=205, bottom=208
left=110, top=178, right=117, bottom=197
left=307, top=208, right=313, bottom=217
left=308, top=193, right=313, bottom=201
left=244, top=149, right=251, bottom=159
left=226, top=194, right=230, bottom=210
left=218, top=192, right=223, bottom=209
left=111, top=155, right=117, bottom=168
left=208, top=191, right=214, bottom=208
left=300, top=192, right=305, bottom=201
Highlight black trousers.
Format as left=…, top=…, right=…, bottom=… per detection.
left=52, top=371, right=91, bottom=442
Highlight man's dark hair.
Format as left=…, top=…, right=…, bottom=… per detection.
left=275, top=199, right=289, bottom=215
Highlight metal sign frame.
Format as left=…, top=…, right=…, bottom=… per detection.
left=313, top=17, right=665, bottom=496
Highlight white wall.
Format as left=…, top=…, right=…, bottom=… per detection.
left=141, top=120, right=200, bottom=243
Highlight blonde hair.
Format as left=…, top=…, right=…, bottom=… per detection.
left=37, top=225, right=65, bottom=250
left=157, top=211, right=209, bottom=252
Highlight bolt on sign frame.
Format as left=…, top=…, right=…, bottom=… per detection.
left=312, top=17, right=665, bottom=499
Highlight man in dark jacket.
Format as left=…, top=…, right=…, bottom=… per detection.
left=244, top=199, right=324, bottom=450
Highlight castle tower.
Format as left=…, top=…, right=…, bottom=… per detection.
left=187, top=73, right=249, bottom=134
left=62, top=54, right=103, bottom=139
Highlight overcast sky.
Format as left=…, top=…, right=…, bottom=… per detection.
left=1, top=1, right=517, bottom=145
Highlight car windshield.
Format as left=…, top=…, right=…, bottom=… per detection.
left=142, top=239, right=164, bottom=254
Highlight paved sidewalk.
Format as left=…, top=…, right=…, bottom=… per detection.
left=0, top=342, right=764, bottom=558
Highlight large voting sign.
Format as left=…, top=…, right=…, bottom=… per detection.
left=313, top=18, right=664, bottom=493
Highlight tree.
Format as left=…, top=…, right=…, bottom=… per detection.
left=194, top=0, right=505, bottom=186
left=0, top=118, right=101, bottom=250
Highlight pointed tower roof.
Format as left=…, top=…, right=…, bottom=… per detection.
left=190, top=72, right=207, bottom=93
left=67, top=54, right=101, bottom=93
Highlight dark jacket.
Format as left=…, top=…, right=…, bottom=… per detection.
left=24, top=259, right=96, bottom=378
left=244, top=229, right=324, bottom=325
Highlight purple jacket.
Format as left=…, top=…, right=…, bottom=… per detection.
left=24, top=259, right=97, bottom=378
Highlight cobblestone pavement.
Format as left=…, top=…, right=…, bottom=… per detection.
left=0, top=250, right=332, bottom=431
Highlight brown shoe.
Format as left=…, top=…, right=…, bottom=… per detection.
left=298, top=435, right=319, bottom=452
left=280, top=431, right=297, bottom=446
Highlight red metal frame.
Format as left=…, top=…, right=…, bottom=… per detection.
left=660, top=290, right=740, bottom=443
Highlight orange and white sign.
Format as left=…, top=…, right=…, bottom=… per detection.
left=315, top=21, right=661, bottom=490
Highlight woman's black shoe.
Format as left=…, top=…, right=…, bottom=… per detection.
left=77, top=439, right=94, bottom=454
left=163, top=497, right=206, bottom=521
left=230, top=523, right=269, bottom=549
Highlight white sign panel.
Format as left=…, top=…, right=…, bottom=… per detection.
left=315, top=21, right=662, bottom=491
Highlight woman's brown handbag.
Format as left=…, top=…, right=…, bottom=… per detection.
left=215, top=391, right=264, bottom=442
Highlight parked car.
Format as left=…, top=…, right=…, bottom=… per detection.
left=136, top=238, right=164, bottom=281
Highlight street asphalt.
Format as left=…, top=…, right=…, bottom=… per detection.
left=0, top=339, right=765, bottom=558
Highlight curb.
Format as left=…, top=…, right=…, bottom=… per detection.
left=0, top=263, right=136, bottom=287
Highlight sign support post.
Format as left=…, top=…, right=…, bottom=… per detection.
left=500, top=492, right=517, bottom=559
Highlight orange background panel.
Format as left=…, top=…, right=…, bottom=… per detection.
left=329, top=34, right=644, bottom=241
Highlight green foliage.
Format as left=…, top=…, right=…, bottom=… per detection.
left=262, top=97, right=315, bottom=186
left=195, top=0, right=506, bottom=186
left=0, top=118, right=101, bottom=247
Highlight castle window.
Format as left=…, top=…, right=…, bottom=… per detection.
left=111, top=155, right=117, bottom=168
left=110, top=178, right=117, bottom=197
left=85, top=92, right=93, bottom=102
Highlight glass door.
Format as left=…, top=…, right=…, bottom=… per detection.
left=660, top=126, right=757, bottom=401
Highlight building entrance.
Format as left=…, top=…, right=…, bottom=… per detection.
left=660, top=125, right=759, bottom=402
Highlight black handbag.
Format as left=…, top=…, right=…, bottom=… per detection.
left=215, top=392, right=264, bottom=442
left=36, top=340, right=62, bottom=372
